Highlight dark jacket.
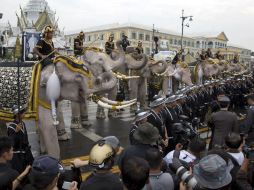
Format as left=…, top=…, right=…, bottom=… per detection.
left=209, top=109, right=239, bottom=148
left=244, top=106, right=254, bottom=144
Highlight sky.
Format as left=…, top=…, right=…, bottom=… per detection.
left=1, top=0, right=254, bottom=51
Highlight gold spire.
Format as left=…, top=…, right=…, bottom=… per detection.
left=20, top=5, right=28, bottom=27
left=34, top=9, right=53, bottom=32
left=14, top=36, right=21, bottom=59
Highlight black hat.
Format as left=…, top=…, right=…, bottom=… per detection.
left=12, top=105, right=26, bottom=115
left=133, top=123, right=161, bottom=145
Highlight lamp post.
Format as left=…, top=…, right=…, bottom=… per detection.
left=180, top=10, right=193, bottom=51
left=151, top=24, right=159, bottom=57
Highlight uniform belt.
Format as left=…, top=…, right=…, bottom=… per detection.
left=13, top=150, right=26, bottom=154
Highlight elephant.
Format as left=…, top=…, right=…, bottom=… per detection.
left=83, top=41, right=149, bottom=118
left=38, top=54, right=128, bottom=158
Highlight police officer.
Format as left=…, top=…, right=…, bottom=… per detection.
left=7, top=105, right=34, bottom=173
left=244, top=94, right=254, bottom=145
left=33, top=25, right=55, bottom=69
left=105, top=34, right=115, bottom=55
left=121, top=34, right=130, bottom=52
left=135, top=41, right=144, bottom=54
left=74, top=31, right=85, bottom=56
left=147, top=97, right=169, bottom=148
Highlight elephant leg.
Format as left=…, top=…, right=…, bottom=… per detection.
left=138, top=77, right=147, bottom=110
left=56, top=101, right=70, bottom=141
left=96, top=106, right=106, bottom=119
left=71, top=101, right=82, bottom=129
left=80, top=96, right=92, bottom=127
left=129, top=78, right=138, bottom=112
left=108, top=86, right=118, bottom=118
left=38, top=106, right=60, bottom=159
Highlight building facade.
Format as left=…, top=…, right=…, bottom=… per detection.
left=65, top=23, right=252, bottom=64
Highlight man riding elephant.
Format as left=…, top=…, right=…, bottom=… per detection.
left=33, top=25, right=55, bottom=70
left=105, top=34, right=115, bottom=55
left=74, top=31, right=85, bottom=57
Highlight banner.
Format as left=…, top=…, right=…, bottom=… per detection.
left=22, top=31, right=41, bottom=62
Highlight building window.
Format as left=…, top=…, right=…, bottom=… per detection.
left=88, top=35, right=91, bottom=41
left=187, top=41, right=190, bottom=46
left=191, top=42, right=194, bottom=47
left=169, top=39, right=173, bottom=44
left=131, top=32, right=137, bottom=39
left=145, top=34, right=150, bottom=41
left=178, top=40, right=181, bottom=45
left=174, top=39, right=177, bottom=45
left=196, top=41, right=200, bottom=48
left=139, top=33, right=144, bottom=40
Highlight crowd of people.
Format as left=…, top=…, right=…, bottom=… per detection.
left=1, top=26, right=254, bottom=190
left=1, top=74, right=254, bottom=190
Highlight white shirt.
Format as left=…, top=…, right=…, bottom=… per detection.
left=164, top=150, right=196, bottom=165
left=228, top=152, right=244, bottom=165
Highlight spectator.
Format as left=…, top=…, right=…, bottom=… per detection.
left=225, top=133, right=244, bottom=165
left=120, top=156, right=150, bottom=190
left=192, top=154, right=232, bottom=190
left=129, top=111, right=151, bottom=145
left=208, top=96, right=239, bottom=149
left=244, top=93, right=254, bottom=145
left=80, top=142, right=123, bottom=190
left=144, top=148, right=174, bottom=190
left=7, top=105, right=34, bottom=173
left=119, top=122, right=161, bottom=167
left=23, top=155, right=77, bottom=190
left=0, top=136, right=31, bottom=190
left=235, top=157, right=253, bottom=190
left=164, top=138, right=206, bottom=166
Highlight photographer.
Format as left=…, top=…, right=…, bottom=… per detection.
left=174, top=154, right=233, bottom=190
left=119, top=122, right=161, bottom=167
left=164, top=138, right=206, bottom=167
left=80, top=141, right=123, bottom=190
left=235, top=157, right=253, bottom=190
left=225, top=133, right=244, bottom=166
left=23, top=155, right=78, bottom=190
left=145, top=148, right=174, bottom=190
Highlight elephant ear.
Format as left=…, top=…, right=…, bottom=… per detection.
left=40, top=64, right=55, bottom=86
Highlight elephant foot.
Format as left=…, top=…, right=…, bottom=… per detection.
left=58, top=133, right=70, bottom=141
left=71, top=116, right=82, bottom=129
left=81, top=120, right=92, bottom=127
left=108, top=110, right=118, bottom=118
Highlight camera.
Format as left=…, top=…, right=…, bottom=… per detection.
left=171, top=158, right=203, bottom=190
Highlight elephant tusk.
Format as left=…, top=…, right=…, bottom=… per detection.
left=94, top=99, right=136, bottom=110
left=113, top=72, right=140, bottom=79
left=99, top=96, right=137, bottom=105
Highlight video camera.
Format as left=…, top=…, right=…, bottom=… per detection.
left=171, top=115, right=198, bottom=149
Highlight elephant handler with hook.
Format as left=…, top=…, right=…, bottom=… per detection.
left=33, top=25, right=56, bottom=70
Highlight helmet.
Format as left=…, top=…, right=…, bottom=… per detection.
left=43, top=25, right=54, bottom=34
left=89, top=141, right=115, bottom=169
left=12, top=105, right=26, bottom=115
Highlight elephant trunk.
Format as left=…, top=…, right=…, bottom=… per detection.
left=109, top=40, right=126, bottom=71
left=125, top=53, right=148, bottom=70
left=86, top=71, right=117, bottom=94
